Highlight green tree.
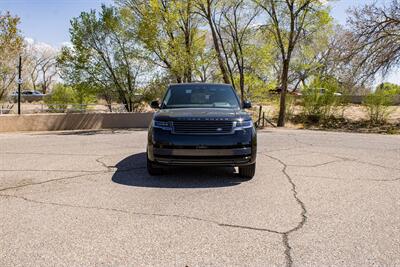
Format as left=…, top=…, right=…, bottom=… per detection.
left=118, top=0, right=206, bottom=83
left=255, top=0, right=331, bottom=126
left=58, top=5, right=149, bottom=112
left=213, top=0, right=261, bottom=103
left=0, top=12, right=23, bottom=101
left=195, top=0, right=231, bottom=84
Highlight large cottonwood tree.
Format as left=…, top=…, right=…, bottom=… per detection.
left=0, top=12, right=23, bottom=101
left=255, top=0, right=331, bottom=126
left=58, top=6, right=149, bottom=112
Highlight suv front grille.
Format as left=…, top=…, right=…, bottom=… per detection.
left=172, top=120, right=234, bottom=134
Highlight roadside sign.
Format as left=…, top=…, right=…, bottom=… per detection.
left=17, top=78, right=23, bottom=84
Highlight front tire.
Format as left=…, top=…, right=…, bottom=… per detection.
left=147, top=156, right=162, bottom=176
left=239, top=163, right=256, bottom=180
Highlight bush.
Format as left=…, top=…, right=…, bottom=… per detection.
left=301, top=89, right=338, bottom=123
left=45, top=83, right=98, bottom=112
left=363, top=91, right=394, bottom=125
left=45, top=84, right=75, bottom=112
left=376, top=82, right=400, bottom=95
left=71, top=83, right=98, bottom=111
left=300, top=76, right=342, bottom=123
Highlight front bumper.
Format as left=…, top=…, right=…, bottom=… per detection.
left=147, top=127, right=257, bottom=167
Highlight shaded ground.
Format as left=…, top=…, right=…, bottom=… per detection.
left=0, top=129, right=399, bottom=266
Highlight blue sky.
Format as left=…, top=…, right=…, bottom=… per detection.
left=0, top=0, right=397, bottom=83
left=0, top=0, right=113, bottom=47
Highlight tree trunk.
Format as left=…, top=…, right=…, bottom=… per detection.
left=277, top=59, right=290, bottom=127
left=184, top=1, right=192, bottom=83
left=205, top=3, right=230, bottom=84
left=239, top=67, right=245, bottom=104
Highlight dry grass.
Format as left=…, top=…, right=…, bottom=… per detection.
left=255, top=104, right=400, bottom=134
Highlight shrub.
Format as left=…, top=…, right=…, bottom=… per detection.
left=71, top=83, right=98, bottom=111
left=363, top=91, right=394, bottom=125
left=300, top=76, right=342, bottom=123
left=45, top=84, right=74, bottom=112
left=45, top=83, right=98, bottom=112
left=301, top=89, right=338, bottom=123
left=376, top=82, right=400, bottom=95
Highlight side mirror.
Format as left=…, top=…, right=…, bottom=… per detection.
left=150, top=100, right=160, bottom=109
left=242, top=100, right=252, bottom=109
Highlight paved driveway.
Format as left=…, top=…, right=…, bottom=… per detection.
left=0, top=129, right=399, bottom=266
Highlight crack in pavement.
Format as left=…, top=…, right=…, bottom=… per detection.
left=0, top=156, right=145, bottom=193
left=0, top=172, right=105, bottom=192
left=95, top=156, right=116, bottom=171
left=300, top=175, right=400, bottom=182
left=262, top=148, right=399, bottom=266
left=264, top=154, right=308, bottom=267
left=277, top=147, right=400, bottom=171
left=0, top=153, right=303, bottom=266
left=0, top=192, right=285, bottom=235
left=353, top=160, right=400, bottom=171
left=287, top=133, right=315, bottom=148
left=0, top=167, right=146, bottom=193
left=0, top=169, right=101, bottom=173
left=1, top=151, right=307, bottom=266
left=285, top=159, right=344, bottom=168
left=0, top=152, right=106, bottom=156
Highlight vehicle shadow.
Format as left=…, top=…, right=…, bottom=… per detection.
left=111, top=152, right=245, bottom=188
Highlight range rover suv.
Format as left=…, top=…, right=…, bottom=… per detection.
left=147, top=83, right=257, bottom=179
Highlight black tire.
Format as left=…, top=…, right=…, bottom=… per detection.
left=147, top=157, right=162, bottom=176
left=239, top=163, right=256, bottom=180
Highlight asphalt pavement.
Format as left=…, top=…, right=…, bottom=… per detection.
left=0, top=129, right=399, bottom=266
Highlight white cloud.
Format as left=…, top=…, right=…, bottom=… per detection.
left=60, top=41, right=73, bottom=49
left=24, top=37, right=59, bottom=53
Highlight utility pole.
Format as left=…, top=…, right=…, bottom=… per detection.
left=17, top=55, right=22, bottom=115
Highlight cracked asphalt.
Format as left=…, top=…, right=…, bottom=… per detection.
left=0, top=129, right=399, bottom=266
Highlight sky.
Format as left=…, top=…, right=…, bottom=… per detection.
left=0, top=0, right=398, bottom=84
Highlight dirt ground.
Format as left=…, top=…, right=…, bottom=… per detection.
left=256, top=104, right=400, bottom=124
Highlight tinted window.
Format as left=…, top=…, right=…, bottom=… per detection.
left=162, top=84, right=240, bottom=109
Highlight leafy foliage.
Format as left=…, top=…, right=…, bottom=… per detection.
left=57, top=5, right=150, bottom=112
left=376, top=83, right=400, bottom=95
left=45, top=83, right=98, bottom=112
left=0, top=12, right=23, bottom=101
left=45, top=84, right=75, bottom=112
left=300, top=76, right=341, bottom=123
left=363, top=91, right=395, bottom=125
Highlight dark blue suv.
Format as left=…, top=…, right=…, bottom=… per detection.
left=147, top=83, right=257, bottom=179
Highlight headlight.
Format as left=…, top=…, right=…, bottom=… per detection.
left=234, top=119, right=253, bottom=131
left=153, top=120, right=172, bottom=131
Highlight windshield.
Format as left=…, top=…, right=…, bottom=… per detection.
left=162, top=84, right=240, bottom=109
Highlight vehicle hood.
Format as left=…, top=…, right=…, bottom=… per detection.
left=154, top=108, right=251, bottom=121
